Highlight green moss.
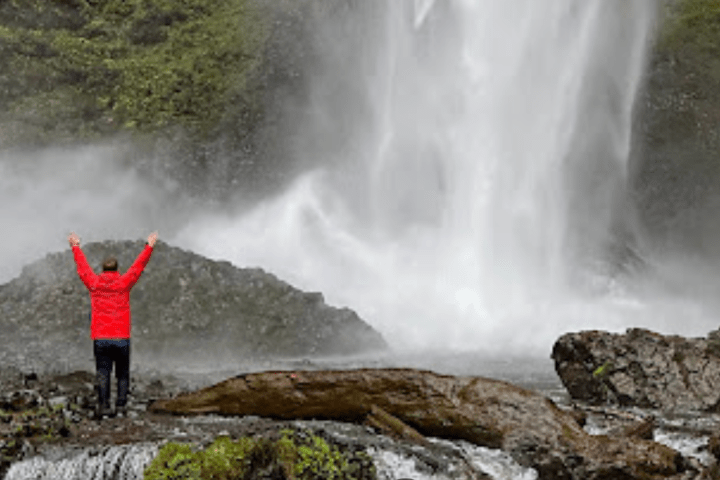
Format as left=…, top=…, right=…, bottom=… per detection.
left=2, top=404, right=71, bottom=443
left=592, top=360, right=613, bottom=379
left=144, top=442, right=201, bottom=479
left=294, top=435, right=349, bottom=479
left=144, top=430, right=377, bottom=480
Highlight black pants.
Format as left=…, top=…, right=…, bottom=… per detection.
left=93, top=339, right=130, bottom=409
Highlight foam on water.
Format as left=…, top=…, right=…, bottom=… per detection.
left=3, top=444, right=158, bottom=480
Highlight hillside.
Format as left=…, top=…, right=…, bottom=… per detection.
left=0, top=240, right=388, bottom=373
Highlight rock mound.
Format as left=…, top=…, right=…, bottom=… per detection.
left=149, top=368, right=685, bottom=480
left=552, top=328, right=720, bottom=411
left=0, top=240, right=387, bottom=372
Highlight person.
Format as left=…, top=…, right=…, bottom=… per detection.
left=68, top=231, right=157, bottom=419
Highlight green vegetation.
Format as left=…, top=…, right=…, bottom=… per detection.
left=592, top=361, right=613, bottom=379
left=144, top=430, right=377, bottom=480
left=0, top=0, right=271, bottom=138
left=658, top=0, right=720, bottom=82
left=1, top=402, right=73, bottom=476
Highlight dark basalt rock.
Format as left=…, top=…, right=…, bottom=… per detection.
left=552, top=328, right=720, bottom=411
left=0, top=240, right=387, bottom=372
left=149, top=368, right=685, bottom=480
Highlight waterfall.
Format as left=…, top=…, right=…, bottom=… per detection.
left=3, top=444, right=157, bottom=480
left=173, top=0, right=675, bottom=355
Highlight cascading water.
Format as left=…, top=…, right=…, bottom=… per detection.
left=173, top=0, right=701, bottom=356
left=3, top=444, right=158, bottom=480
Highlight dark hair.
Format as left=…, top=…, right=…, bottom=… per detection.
left=102, top=257, right=118, bottom=272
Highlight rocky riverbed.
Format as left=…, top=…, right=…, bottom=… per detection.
left=0, top=364, right=531, bottom=480
left=3, top=359, right=720, bottom=480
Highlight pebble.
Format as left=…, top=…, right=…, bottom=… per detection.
left=48, top=396, right=68, bottom=408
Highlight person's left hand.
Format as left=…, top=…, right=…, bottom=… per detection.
left=147, top=231, right=158, bottom=247
left=68, top=232, right=80, bottom=247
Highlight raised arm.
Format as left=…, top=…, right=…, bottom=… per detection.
left=119, top=232, right=157, bottom=290
left=69, top=232, right=98, bottom=290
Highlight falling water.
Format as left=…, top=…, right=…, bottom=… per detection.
left=3, top=444, right=158, bottom=480
left=172, top=0, right=690, bottom=356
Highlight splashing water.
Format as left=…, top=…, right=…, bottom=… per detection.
left=3, top=444, right=158, bottom=480
left=170, top=0, right=717, bottom=357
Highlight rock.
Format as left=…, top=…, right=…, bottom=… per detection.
left=708, top=435, right=720, bottom=463
left=0, top=240, right=387, bottom=373
left=364, top=404, right=428, bottom=446
left=552, top=328, right=720, bottom=411
left=609, top=416, right=656, bottom=441
left=149, top=368, right=686, bottom=480
left=1, top=390, right=42, bottom=412
left=48, top=397, right=68, bottom=409
left=633, top=1, right=720, bottom=255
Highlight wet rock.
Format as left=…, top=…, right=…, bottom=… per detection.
left=364, top=404, right=428, bottom=446
left=609, top=415, right=657, bottom=441
left=149, top=367, right=685, bottom=480
left=1, top=390, right=42, bottom=412
left=552, top=328, right=720, bottom=411
left=634, top=2, right=720, bottom=255
left=48, top=396, right=68, bottom=409
left=709, top=435, right=720, bottom=464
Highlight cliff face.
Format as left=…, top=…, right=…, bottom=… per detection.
left=2, top=1, right=719, bottom=250
left=0, top=0, right=361, bottom=198
left=633, top=0, right=720, bottom=255
left=0, top=240, right=388, bottom=372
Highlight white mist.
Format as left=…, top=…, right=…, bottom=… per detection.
left=172, top=1, right=717, bottom=356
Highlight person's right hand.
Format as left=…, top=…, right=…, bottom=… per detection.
left=68, top=232, right=80, bottom=247
left=147, top=232, right=158, bottom=247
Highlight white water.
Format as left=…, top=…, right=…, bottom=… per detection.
left=3, top=444, right=158, bottom=480
left=4, top=440, right=536, bottom=480
left=170, top=0, right=711, bottom=355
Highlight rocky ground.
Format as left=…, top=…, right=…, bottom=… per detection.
left=0, top=365, right=503, bottom=480
left=5, top=363, right=720, bottom=480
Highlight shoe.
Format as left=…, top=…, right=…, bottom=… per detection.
left=115, top=406, right=128, bottom=418
left=94, top=405, right=113, bottom=420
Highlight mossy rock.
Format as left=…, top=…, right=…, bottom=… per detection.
left=144, top=430, right=377, bottom=480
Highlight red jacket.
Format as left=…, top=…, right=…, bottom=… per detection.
left=72, top=245, right=153, bottom=339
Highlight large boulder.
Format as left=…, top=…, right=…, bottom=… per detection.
left=0, top=240, right=387, bottom=372
left=552, top=328, right=720, bottom=411
left=149, top=368, right=686, bottom=480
